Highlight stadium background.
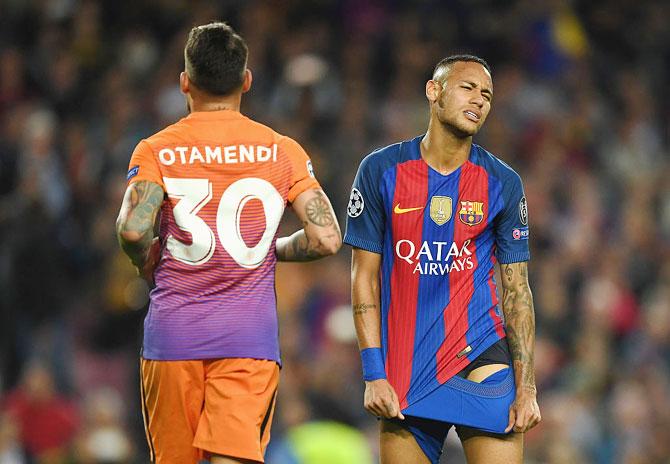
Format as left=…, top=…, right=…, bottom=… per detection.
left=1, top=0, right=669, bottom=463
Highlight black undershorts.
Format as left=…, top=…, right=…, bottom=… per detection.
left=455, top=338, right=511, bottom=379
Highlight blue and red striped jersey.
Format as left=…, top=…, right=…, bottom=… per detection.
left=344, top=135, right=530, bottom=409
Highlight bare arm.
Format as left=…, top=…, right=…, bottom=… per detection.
left=351, top=248, right=382, bottom=349
left=352, top=248, right=404, bottom=419
left=276, top=189, right=342, bottom=261
left=500, top=262, right=536, bottom=389
left=500, top=261, right=541, bottom=432
left=116, top=180, right=164, bottom=280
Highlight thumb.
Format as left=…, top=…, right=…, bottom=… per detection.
left=394, top=402, right=405, bottom=420
left=391, top=390, right=405, bottom=420
left=505, top=406, right=516, bottom=433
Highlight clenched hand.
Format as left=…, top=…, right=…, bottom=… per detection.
left=505, top=387, right=541, bottom=433
left=364, top=379, right=405, bottom=420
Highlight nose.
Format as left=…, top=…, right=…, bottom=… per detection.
left=470, top=93, right=484, bottom=108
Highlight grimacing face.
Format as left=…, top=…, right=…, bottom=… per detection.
left=430, top=61, right=493, bottom=137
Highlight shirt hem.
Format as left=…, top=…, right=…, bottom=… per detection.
left=496, top=251, right=530, bottom=264
left=343, top=235, right=383, bottom=254
left=141, top=350, right=281, bottom=365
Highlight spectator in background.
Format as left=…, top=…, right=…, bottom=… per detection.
left=0, top=413, right=24, bottom=464
left=2, top=362, right=79, bottom=463
left=75, top=387, right=135, bottom=464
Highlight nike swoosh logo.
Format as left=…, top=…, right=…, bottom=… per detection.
left=394, top=204, right=424, bottom=214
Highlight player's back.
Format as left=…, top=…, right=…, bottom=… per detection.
left=128, top=110, right=318, bottom=362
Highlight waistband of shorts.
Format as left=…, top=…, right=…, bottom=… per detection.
left=444, top=365, right=514, bottom=397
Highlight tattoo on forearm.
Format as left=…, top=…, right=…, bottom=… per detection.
left=500, top=263, right=536, bottom=388
left=353, top=303, right=377, bottom=315
left=118, top=181, right=164, bottom=267
left=276, top=230, right=325, bottom=262
left=305, top=191, right=335, bottom=226
left=505, top=266, right=513, bottom=282
left=275, top=191, right=340, bottom=262
left=126, top=182, right=163, bottom=238
left=289, top=232, right=321, bottom=261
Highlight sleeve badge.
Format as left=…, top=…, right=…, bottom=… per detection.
left=347, top=188, right=364, bottom=218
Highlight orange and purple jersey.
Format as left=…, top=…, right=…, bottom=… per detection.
left=344, top=136, right=529, bottom=410
left=127, top=110, right=319, bottom=362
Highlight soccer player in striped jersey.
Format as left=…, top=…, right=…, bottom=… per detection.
left=345, top=55, right=540, bottom=463
left=116, top=22, right=341, bottom=464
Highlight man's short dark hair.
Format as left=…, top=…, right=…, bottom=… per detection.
left=432, top=54, right=491, bottom=81
left=184, top=22, right=248, bottom=96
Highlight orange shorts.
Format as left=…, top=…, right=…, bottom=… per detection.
left=140, top=357, right=279, bottom=464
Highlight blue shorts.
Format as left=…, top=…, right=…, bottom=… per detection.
left=394, top=341, right=516, bottom=463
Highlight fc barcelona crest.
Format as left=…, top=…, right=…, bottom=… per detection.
left=430, top=196, right=452, bottom=225
left=459, top=201, right=485, bottom=226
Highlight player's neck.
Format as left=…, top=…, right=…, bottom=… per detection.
left=189, top=94, right=242, bottom=113
left=420, top=121, right=472, bottom=175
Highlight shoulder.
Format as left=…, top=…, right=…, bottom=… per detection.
left=358, top=138, right=416, bottom=177
left=232, top=115, right=306, bottom=149
left=276, top=133, right=307, bottom=154
left=140, top=119, right=190, bottom=151
left=471, top=144, right=523, bottom=185
left=245, top=116, right=287, bottom=143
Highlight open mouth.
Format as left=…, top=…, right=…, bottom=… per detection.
left=464, top=110, right=480, bottom=122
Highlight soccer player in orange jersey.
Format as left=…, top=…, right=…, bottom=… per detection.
left=116, top=22, right=342, bottom=464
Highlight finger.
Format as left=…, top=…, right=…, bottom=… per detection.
left=390, top=390, right=405, bottom=420
left=529, top=412, right=541, bottom=430
left=365, top=403, right=382, bottom=418
left=505, top=407, right=516, bottom=433
left=364, top=397, right=380, bottom=417
left=387, top=401, right=404, bottom=420
left=381, top=398, right=397, bottom=419
left=522, top=410, right=536, bottom=431
left=514, top=409, right=528, bottom=433
left=378, top=398, right=396, bottom=418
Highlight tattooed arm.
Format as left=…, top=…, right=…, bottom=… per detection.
left=500, top=261, right=541, bottom=433
left=352, top=248, right=403, bottom=419
left=276, top=189, right=342, bottom=261
left=116, top=180, right=164, bottom=283
left=352, top=248, right=382, bottom=349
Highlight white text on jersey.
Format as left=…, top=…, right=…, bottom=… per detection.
left=395, top=239, right=474, bottom=275
left=158, top=144, right=278, bottom=166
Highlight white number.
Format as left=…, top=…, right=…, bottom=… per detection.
left=163, top=178, right=215, bottom=265
left=164, top=177, right=285, bottom=268
left=217, top=178, right=284, bottom=269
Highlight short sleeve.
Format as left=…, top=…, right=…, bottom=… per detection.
left=343, top=155, right=385, bottom=254
left=494, top=171, right=530, bottom=264
left=127, top=140, right=165, bottom=190
left=281, top=137, right=321, bottom=203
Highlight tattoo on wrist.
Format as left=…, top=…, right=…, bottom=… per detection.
left=353, top=303, right=377, bottom=315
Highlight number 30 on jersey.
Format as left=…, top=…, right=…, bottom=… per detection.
left=163, top=177, right=284, bottom=269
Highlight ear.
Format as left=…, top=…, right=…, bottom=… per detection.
left=426, top=80, right=441, bottom=104
left=241, top=69, right=252, bottom=94
left=180, top=71, right=189, bottom=94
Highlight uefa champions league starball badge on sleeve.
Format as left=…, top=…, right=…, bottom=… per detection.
left=347, top=188, right=364, bottom=218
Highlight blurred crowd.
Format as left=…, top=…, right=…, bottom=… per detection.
left=0, top=0, right=669, bottom=463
